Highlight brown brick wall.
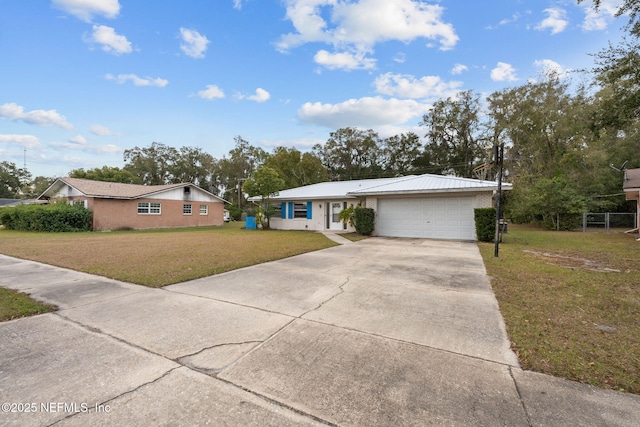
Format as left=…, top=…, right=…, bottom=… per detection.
left=93, top=198, right=224, bottom=231
left=74, top=198, right=224, bottom=231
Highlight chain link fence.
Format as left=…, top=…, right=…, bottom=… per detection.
left=582, top=212, right=637, bottom=233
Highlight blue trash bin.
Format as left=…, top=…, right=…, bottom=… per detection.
left=245, top=216, right=257, bottom=229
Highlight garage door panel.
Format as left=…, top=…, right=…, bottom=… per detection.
left=377, top=197, right=476, bottom=240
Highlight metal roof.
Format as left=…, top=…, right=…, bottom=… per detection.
left=349, top=174, right=512, bottom=196
left=255, top=174, right=510, bottom=201
left=259, top=176, right=415, bottom=201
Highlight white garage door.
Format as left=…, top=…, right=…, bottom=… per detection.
left=377, top=197, right=476, bottom=240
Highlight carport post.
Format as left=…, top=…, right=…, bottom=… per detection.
left=494, top=143, right=504, bottom=257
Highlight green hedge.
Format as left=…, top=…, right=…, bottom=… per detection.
left=0, top=203, right=92, bottom=232
left=354, top=206, right=375, bottom=235
left=474, top=207, right=496, bottom=242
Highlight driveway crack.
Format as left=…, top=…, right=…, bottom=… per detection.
left=177, top=340, right=263, bottom=360
left=508, top=366, right=533, bottom=427
left=300, top=276, right=350, bottom=318
left=49, top=366, right=181, bottom=426
left=213, top=375, right=338, bottom=426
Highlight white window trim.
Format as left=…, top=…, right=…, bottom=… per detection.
left=138, top=202, right=161, bottom=215
left=183, top=204, right=193, bottom=215
left=199, top=204, right=208, bottom=215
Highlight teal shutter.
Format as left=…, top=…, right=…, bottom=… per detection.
left=281, top=202, right=286, bottom=219
left=288, top=202, right=293, bottom=219
left=307, top=201, right=312, bottom=219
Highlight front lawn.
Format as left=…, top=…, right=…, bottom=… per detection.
left=479, top=224, right=640, bottom=394
left=0, top=222, right=337, bottom=287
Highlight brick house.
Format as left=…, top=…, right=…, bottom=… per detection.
left=38, top=177, right=228, bottom=231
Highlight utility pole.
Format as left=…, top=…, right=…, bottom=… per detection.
left=494, top=143, right=504, bottom=257
left=236, top=178, right=247, bottom=209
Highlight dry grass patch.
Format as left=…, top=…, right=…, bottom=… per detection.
left=0, top=222, right=337, bottom=287
left=479, top=224, right=640, bottom=394
left=340, top=232, right=369, bottom=242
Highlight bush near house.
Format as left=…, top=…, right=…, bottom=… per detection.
left=0, top=203, right=92, bottom=232
left=474, top=207, right=496, bottom=242
left=354, top=206, right=375, bottom=235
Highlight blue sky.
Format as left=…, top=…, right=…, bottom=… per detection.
left=0, top=0, right=627, bottom=178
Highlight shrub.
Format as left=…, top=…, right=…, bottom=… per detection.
left=354, top=206, right=375, bottom=235
left=338, top=205, right=355, bottom=227
left=0, top=203, right=92, bottom=232
left=227, top=203, right=242, bottom=221
left=474, top=207, right=496, bottom=242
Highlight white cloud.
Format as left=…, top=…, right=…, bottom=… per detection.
left=314, top=49, right=376, bottom=70
left=69, top=135, right=87, bottom=145
left=250, top=88, right=271, bottom=102
left=486, top=13, right=522, bottom=30
left=373, top=72, right=463, bottom=100
left=91, top=144, right=121, bottom=154
left=105, top=73, right=168, bottom=87
left=237, top=88, right=271, bottom=103
left=50, top=140, right=121, bottom=154
left=533, top=59, right=569, bottom=77
left=197, top=85, right=226, bottom=100
left=90, top=124, right=115, bottom=136
left=581, top=0, right=619, bottom=31
left=0, top=134, right=42, bottom=149
left=451, top=63, right=468, bottom=75
left=490, top=62, right=518, bottom=82
left=86, top=25, right=132, bottom=55
left=0, top=103, right=73, bottom=129
left=52, top=0, right=120, bottom=22
left=276, top=0, right=458, bottom=68
left=233, top=0, right=243, bottom=10
left=535, top=8, right=569, bottom=35
left=258, top=137, right=324, bottom=149
left=179, top=28, right=210, bottom=59
left=298, top=96, right=430, bottom=128
left=393, top=52, right=406, bottom=63
left=49, top=141, right=82, bottom=150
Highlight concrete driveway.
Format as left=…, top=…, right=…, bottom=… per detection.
left=1, top=237, right=638, bottom=426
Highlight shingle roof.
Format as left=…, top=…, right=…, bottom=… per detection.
left=623, top=168, right=640, bottom=190
left=38, top=177, right=225, bottom=201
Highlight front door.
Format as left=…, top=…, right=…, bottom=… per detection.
left=329, top=202, right=344, bottom=230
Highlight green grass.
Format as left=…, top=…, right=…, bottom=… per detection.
left=479, top=224, right=640, bottom=394
left=0, top=222, right=337, bottom=287
left=0, top=288, right=56, bottom=321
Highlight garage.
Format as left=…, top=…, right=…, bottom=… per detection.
left=258, top=173, right=510, bottom=241
left=377, top=196, right=476, bottom=240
